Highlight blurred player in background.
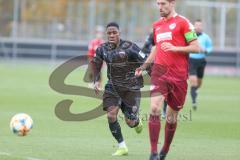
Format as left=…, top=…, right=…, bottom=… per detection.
left=84, top=25, right=105, bottom=86
left=88, top=25, right=105, bottom=61
left=135, top=0, right=200, bottom=159
left=189, top=19, right=213, bottom=110
left=92, top=22, right=146, bottom=156
left=142, top=32, right=168, bottom=119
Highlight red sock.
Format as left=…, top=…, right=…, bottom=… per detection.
left=148, top=114, right=161, bottom=154
left=161, top=122, right=177, bottom=154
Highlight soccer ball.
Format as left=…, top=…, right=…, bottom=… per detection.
left=10, top=113, right=33, bottom=136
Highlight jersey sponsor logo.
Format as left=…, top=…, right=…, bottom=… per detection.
left=138, top=51, right=146, bottom=58
left=169, top=23, right=176, bottom=30
left=156, top=32, right=172, bottom=42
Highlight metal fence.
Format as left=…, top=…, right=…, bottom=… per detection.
left=0, top=0, right=240, bottom=75
left=0, top=0, right=239, bottom=47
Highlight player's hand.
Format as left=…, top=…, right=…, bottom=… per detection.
left=161, top=42, right=178, bottom=52
left=135, top=67, right=143, bottom=77
left=93, top=81, right=101, bottom=95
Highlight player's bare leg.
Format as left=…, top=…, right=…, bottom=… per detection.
left=159, top=106, right=178, bottom=160
left=107, top=106, right=128, bottom=156
left=162, top=101, right=167, bottom=119
left=149, top=92, right=165, bottom=160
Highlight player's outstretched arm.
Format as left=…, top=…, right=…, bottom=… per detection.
left=135, top=46, right=157, bottom=77
left=161, top=40, right=201, bottom=54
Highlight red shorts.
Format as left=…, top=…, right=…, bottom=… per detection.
left=150, top=65, right=188, bottom=111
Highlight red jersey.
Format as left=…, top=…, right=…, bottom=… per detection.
left=88, top=38, right=104, bottom=58
left=153, top=14, right=197, bottom=81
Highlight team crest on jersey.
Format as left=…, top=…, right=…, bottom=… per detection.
left=119, top=51, right=126, bottom=58
left=169, top=23, right=176, bottom=30
left=156, top=32, right=172, bottom=42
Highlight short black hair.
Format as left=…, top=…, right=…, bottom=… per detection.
left=106, top=22, right=119, bottom=30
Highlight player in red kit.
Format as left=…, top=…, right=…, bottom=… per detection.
left=85, top=26, right=105, bottom=86
left=135, top=0, right=201, bottom=159
left=88, top=26, right=105, bottom=61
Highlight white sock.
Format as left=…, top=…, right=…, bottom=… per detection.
left=118, top=141, right=127, bottom=148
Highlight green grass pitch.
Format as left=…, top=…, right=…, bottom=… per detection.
left=0, top=60, right=240, bottom=160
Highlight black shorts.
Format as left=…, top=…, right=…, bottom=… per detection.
left=189, top=58, right=207, bottom=79
left=103, top=83, right=141, bottom=120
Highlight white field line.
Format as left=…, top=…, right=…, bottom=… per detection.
left=26, top=157, right=47, bottom=160
left=0, top=151, right=11, bottom=156
left=0, top=151, right=47, bottom=160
